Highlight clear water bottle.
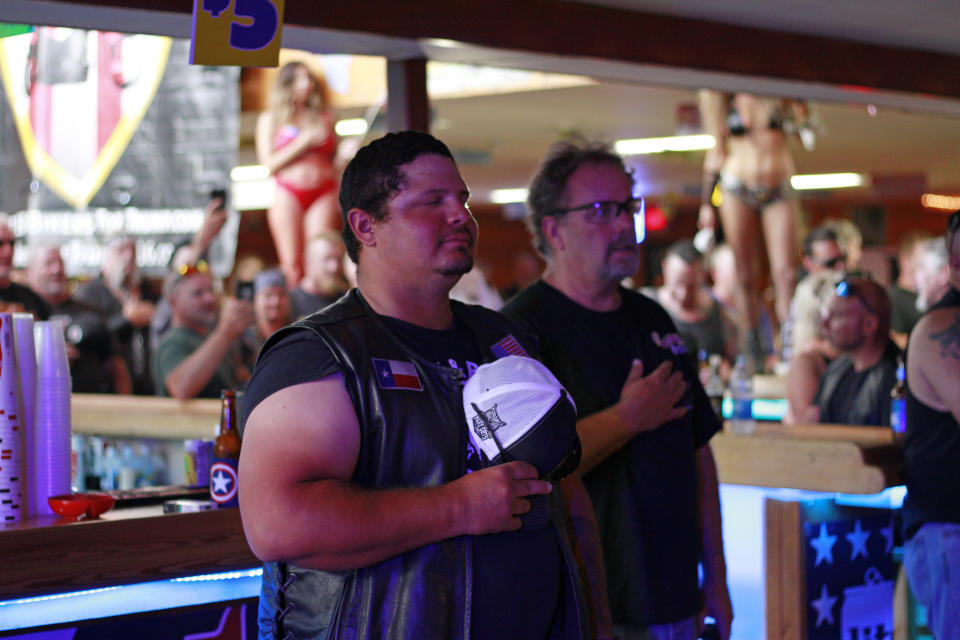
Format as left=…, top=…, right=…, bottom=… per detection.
left=727, top=354, right=755, bottom=434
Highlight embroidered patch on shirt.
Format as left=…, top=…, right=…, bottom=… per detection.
left=372, top=358, right=423, bottom=391
left=490, top=334, right=528, bottom=358
left=651, top=330, right=688, bottom=355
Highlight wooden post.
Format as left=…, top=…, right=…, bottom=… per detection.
left=386, top=58, right=429, bottom=133
left=765, top=498, right=807, bottom=640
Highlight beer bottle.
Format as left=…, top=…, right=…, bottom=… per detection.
left=210, top=390, right=242, bottom=508
left=890, top=355, right=906, bottom=439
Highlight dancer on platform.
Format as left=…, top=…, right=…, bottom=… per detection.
left=698, top=90, right=812, bottom=367
left=256, top=61, right=340, bottom=287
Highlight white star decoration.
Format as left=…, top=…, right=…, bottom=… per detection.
left=880, top=520, right=895, bottom=554
left=811, top=523, right=838, bottom=566
left=212, top=469, right=232, bottom=494
left=846, top=519, right=871, bottom=561
left=811, top=583, right=838, bottom=627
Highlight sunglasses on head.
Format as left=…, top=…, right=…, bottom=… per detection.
left=177, top=260, right=209, bottom=277
left=817, top=253, right=846, bottom=269
left=835, top=272, right=876, bottom=315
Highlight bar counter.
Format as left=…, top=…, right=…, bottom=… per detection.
left=0, top=506, right=256, bottom=600
left=69, top=394, right=903, bottom=493
left=712, top=422, right=902, bottom=493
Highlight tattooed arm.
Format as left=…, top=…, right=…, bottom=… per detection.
left=907, top=309, right=960, bottom=423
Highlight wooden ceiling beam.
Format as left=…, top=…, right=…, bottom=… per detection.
left=28, top=0, right=960, bottom=99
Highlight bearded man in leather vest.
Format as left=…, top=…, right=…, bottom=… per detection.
left=812, top=275, right=900, bottom=426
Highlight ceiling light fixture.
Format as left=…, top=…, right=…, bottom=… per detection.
left=614, top=134, right=715, bottom=155
left=490, top=188, right=528, bottom=204
left=790, top=173, right=865, bottom=190
left=335, top=118, right=369, bottom=137
left=422, top=38, right=462, bottom=49
left=921, top=193, right=960, bottom=210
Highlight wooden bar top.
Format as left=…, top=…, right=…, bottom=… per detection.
left=0, top=507, right=258, bottom=599
left=712, top=422, right=902, bottom=494
left=72, top=393, right=220, bottom=440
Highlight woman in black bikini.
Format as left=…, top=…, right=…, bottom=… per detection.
left=698, top=90, right=810, bottom=366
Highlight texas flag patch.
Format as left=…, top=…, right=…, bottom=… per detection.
left=372, top=358, right=423, bottom=391
left=490, top=334, right=529, bottom=359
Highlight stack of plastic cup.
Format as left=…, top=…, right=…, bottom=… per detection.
left=0, top=313, right=24, bottom=522
left=13, top=313, right=36, bottom=516
left=32, top=320, right=72, bottom=516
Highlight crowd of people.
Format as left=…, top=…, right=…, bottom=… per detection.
left=3, top=71, right=957, bottom=638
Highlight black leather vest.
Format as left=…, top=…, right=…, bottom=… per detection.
left=815, top=340, right=900, bottom=426
left=256, top=290, right=587, bottom=640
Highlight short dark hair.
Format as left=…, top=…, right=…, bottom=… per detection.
left=526, top=138, right=633, bottom=257
left=664, top=239, right=702, bottom=265
left=803, top=225, right=840, bottom=257
left=339, top=130, right=455, bottom=263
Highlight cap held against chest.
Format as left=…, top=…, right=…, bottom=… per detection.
left=463, top=355, right=581, bottom=482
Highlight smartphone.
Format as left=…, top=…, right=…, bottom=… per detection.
left=236, top=280, right=254, bottom=301
left=210, top=187, right=228, bottom=209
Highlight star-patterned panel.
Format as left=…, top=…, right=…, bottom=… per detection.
left=803, top=502, right=896, bottom=640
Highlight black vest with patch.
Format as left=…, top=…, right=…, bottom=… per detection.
left=256, top=289, right=587, bottom=640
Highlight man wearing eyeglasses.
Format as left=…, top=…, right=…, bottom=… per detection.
left=811, top=275, right=899, bottom=425
left=781, top=225, right=848, bottom=364
left=503, top=140, right=732, bottom=640
left=902, top=210, right=960, bottom=640
left=0, top=218, right=50, bottom=319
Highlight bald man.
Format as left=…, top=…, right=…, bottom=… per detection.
left=812, top=275, right=900, bottom=425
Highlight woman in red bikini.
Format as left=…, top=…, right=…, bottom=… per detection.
left=256, top=61, right=340, bottom=287
left=698, top=90, right=811, bottom=367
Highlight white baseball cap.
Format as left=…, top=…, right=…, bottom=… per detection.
left=462, top=355, right=580, bottom=482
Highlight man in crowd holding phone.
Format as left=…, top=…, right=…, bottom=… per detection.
left=74, top=233, right=158, bottom=394
left=152, top=257, right=254, bottom=399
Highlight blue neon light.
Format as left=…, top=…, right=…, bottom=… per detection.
left=721, top=397, right=787, bottom=421
left=0, top=568, right=262, bottom=631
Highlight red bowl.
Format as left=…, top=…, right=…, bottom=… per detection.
left=48, top=494, right=90, bottom=520
left=82, top=493, right=116, bottom=519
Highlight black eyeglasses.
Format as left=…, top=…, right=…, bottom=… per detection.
left=835, top=273, right=877, bottom=315
left=0, top=239, right=15, bottom=247
left=552, top=197, right=645, bottom=226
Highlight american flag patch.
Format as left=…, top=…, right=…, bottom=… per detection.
left=490, top=334, right=528, bottom=358
left=372, top=358, right=423, bottom=391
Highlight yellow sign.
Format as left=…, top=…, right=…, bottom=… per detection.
left=190, top=0, right=284, bottom=67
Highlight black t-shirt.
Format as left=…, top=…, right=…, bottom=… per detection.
left=503, top=280, right=721, bottom=628
left=889, top=284, right=921, bottom=335
left=0, top=281, right=50, bottom=319
left=903, top=287, right=960, bottom=538
left=243, top=315, right=566, bottom=640
left=50, top=298, right=120, bottom=393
